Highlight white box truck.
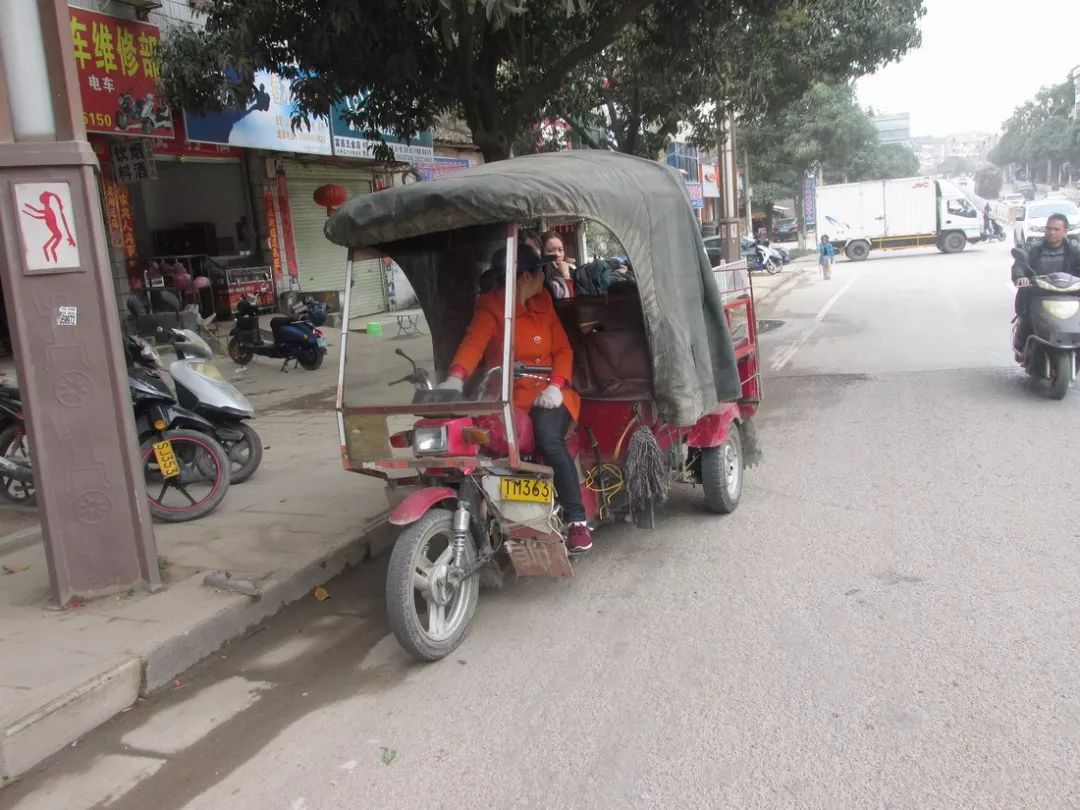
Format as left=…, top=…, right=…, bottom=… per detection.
left=815, top=176, right=983, bottom=261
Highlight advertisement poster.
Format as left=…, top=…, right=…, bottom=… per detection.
left=700, top=164, right=720, bottom=198
left=330, top=98, right=433, bottom=161
left=686, top=182, right=705, bottom=210
left=417, top=157, right=471, bottom=181
left=262, top=183, right=285, bottom=282
left=185, top=69, right=332, bottom=155
left=68, top=8, right=173, bottom=138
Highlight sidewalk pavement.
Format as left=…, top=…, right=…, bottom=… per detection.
left=0, top=336, right=396, bottom=782
left=751, top=259, right=814, bottom=308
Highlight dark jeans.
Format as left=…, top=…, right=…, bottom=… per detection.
left=530, top=405, right=585, bottom=523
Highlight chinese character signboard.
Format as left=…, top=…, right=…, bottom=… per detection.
left=68, top=8, right=173, bottom=139
left=111, top=140, right=157, bottom=184
left=330, top=98, right=433, bottom=161
left=417, top=157, right=471, bottom=181
left=185, top=69, right=331, bottom=155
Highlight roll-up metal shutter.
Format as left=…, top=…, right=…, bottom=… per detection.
left=283, top=161, right=387, bottom=318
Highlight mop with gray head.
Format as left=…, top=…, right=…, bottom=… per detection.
left=625, top=425, right=669, bottom=515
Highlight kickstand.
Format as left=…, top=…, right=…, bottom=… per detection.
left=279, top=358, right=290, bottom=373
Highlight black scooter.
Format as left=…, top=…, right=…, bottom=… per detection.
left=0, top=382, right=34, bottom=503
left=227, top=296, right=328, bottom=372
left=1011, top=247, right=1080, bottom=399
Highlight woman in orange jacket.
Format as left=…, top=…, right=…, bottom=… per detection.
left=438, top=244, right=591, bottom=553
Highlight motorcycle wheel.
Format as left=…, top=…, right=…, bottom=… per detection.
left=764, top=258, right=782, bottom=275
left=142, top=117, right=154, bottom=134
left=116, top=110, right=129, bottom=130
left=228, top=337, right=254, bottom=366
left=224, top=422, right=263, bottom=484
left=701, top=425, right=743, bottom=514
left=1049, top=353, right=1072, bottom=400
left=141, top=429, right=231, bottom=522
left=0, top=423, right=36, bottom=507
left=297, top=348, right=324, bottom=371
left=386, top=508, right=479, bottom=661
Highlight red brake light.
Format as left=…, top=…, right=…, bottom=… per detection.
left=314, top=328, right=324, bottom=338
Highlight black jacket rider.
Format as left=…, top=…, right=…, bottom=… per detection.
left=1011, top=239, right=1080, bottom=283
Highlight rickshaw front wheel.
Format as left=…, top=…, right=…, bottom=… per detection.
left=701, top=425, right=743, bottom=514
left=386, top=508, right=479, bottom=661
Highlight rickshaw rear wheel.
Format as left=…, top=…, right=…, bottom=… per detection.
left=386, top=508, right=479, bottom=661
left=702, top=425, right=743, bottom=514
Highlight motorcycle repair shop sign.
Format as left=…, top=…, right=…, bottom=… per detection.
left=68, top=7, right=174, bottom=139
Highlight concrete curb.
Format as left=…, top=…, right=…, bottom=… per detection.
left=0, top=509, right=391, bottom=780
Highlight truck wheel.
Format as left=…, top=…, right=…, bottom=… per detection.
left=701, top=425, right=743, bottom=514
left=845, top=241, right=870, bottom=261
left=942, top=232, right=967, bottom=254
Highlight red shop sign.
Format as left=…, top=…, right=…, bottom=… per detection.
left=68, top=7, right=174, bottom=139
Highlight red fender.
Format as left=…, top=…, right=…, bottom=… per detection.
left=686, top=403, right=740, bottom=448
left=388, top=487, right=457, bottom=526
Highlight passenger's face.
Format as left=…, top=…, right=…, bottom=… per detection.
left=518, top=268, right=544, bottom=298
left=544, top=238, right=565, bottom=261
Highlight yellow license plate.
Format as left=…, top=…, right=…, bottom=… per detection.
left=500, top=477, right=552, bottom=503
left=153, top=440, right=181, bottom=479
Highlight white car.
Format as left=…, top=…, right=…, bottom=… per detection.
left=1014, top=200, right=1080, bottom=247
left=1002, top=193, right=1025, bottom=207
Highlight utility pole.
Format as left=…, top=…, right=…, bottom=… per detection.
left=714, top=104, right=740, bottom=264
left=743, top=148, right=753, bottom=236
left=0, top=0, right=159, bottom=605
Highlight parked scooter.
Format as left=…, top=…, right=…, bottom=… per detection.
left=147, top=327, right=263, bottom=483
left=125, top=335, right=233, bottom=521
left=228, top=296, right=328, bottom=371
left=0, top=343, right=233, bottom=521
left=1011, top=247, right=1080, bottom=399
left=0, top=382, right=34, bottom=505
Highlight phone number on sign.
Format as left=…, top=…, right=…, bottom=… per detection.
left=83, top=112, right=113, bottom=128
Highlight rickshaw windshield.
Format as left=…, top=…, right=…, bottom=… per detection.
left=340, top=223, right=511, bottom=414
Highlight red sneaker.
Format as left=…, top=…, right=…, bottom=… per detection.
left=567, top=523, right=593, bottom=554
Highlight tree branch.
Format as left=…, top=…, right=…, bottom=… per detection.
left=513, top=0, right=659, bottom=120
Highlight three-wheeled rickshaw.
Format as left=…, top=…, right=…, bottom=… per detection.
left=325, top=151, right=761, bottom=660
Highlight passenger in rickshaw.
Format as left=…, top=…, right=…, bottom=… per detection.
left=437, top=243, right=592, bottom=553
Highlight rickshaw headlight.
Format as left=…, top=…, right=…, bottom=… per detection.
left=413, top=426, right=449, bottom=456
left=1042, top=299, right=1080, bottom=319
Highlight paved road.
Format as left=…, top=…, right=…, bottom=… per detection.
left=8, top=239, right=1080, bottom=809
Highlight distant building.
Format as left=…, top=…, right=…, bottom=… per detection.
left=872, top=113, right=911, bottom=146
left=911, top=131, right=997, bottom=174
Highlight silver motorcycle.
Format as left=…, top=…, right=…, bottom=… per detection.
left=153, top=328, right=264, bottom=483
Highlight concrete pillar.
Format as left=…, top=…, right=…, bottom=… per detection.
left=0, top=0, right=159, bottom=604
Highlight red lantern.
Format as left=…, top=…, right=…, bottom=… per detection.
left=313, top=183, right=348, bottom=215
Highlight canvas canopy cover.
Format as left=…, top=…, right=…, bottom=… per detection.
left=325, top=150, right=741, bottom=426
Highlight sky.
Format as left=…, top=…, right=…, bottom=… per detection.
left=855, top=0, right=1080, bottom=138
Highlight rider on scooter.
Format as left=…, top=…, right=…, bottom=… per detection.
left=1013, top=213, right=1080, bottom=350
left=437, top=244, right=592, bottom=554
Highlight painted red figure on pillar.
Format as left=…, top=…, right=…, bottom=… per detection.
left=22, top=191, right=77, bottom=263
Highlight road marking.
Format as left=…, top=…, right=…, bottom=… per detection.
left=770, top=275, right=859, bottom=371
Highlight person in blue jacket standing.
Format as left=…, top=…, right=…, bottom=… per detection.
left=818, top=234, right=836, bottom=280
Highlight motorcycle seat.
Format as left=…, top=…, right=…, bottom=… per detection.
left=270, top=315, right=303, bottom=340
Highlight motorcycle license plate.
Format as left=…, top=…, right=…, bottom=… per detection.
left=152, top=440, right=181, bottom=479
left=316, top=337, right=327, bottom=348
left=500, top=477, right=552, bottom=503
